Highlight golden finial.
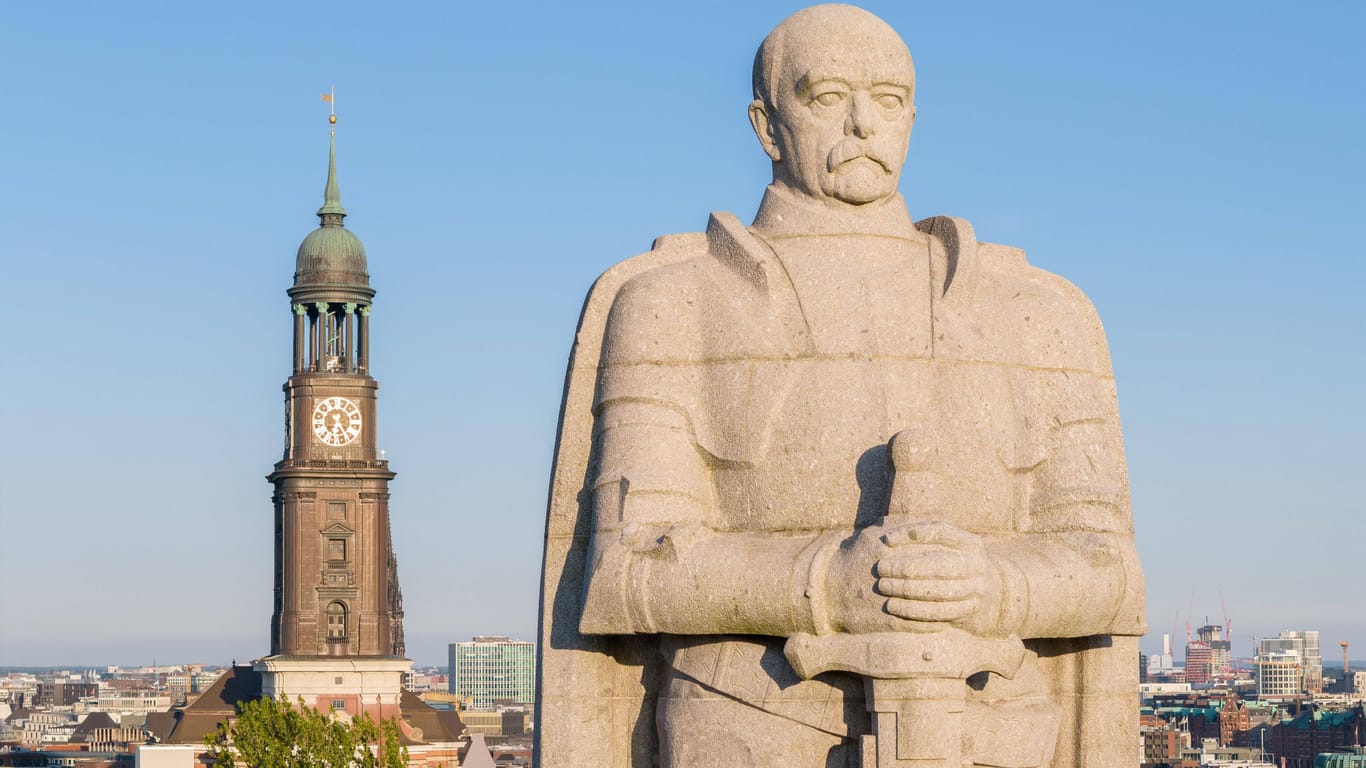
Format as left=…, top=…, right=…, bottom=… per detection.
left=321, top=85, right=336, bottom=134
left=318, top=85, right=345, bottom=218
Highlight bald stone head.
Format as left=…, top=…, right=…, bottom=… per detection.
left=749, top=5, right=916, bottom=206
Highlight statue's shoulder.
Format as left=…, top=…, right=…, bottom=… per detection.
left=971, top=238, right=1115, bottom=375
left=605, top=209, right=779, bottom=303
left=977, top=240, right=1097, bottom=312
left=606, top=232, right=712, bottom=307
left=586, top=229, right=716, bottom=366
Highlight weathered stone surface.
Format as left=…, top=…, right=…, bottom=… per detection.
left=537, top=5, right=1144, bottom=766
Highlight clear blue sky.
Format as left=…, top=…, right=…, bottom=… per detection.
left=1, top=2, right=1362, bottom=668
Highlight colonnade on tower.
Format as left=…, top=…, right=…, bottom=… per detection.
left=291, top=300, right=371, bottom=375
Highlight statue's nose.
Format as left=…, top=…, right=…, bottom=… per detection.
left=846, top=91, right=876, bottom=139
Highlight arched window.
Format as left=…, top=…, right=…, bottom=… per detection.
left=326, top=601, right=348, bottom=639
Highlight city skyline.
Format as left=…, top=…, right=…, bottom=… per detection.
left=1, top=1, right=1363, bottom=667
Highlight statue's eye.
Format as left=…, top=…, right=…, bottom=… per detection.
left=813, top=91, right=845, bottom=107
left=876, top=93, right=903, bottom=110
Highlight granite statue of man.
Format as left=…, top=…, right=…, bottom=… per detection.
left=537, top=6, right=1145, bottom=767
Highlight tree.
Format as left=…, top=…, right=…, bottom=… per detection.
left=204, top=696, right=408, bottom=768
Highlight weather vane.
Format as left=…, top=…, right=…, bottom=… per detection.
left=320, top=85, right=336, bottom=133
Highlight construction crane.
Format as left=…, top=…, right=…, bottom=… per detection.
left=1219, top=591, right=1231, bottom=643
left=1186, top=592, right=1196, bottom=644
left=1218, top=590, right=1233, bottom=678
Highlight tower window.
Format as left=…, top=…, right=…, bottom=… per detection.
left=326, top=601, right=348, bottom=639
left=327, top=502, right=346, bottom=520
left=327, top=539, right=347, bottom=561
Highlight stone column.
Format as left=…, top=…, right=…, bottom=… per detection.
left=306, top=311, right=317, bottom=372
left=292, top=304, right=307, bottom=374
left=344, top=303, right=358, bottom=373
left=358, top=305, right=371, bottom=373
left=313, top=302, right=328, bottom=371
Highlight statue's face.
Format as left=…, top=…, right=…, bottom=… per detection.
left=753, top=23, right=916, bottom=206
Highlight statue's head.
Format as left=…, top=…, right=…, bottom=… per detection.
left=750, top=5, right=916, bottom=206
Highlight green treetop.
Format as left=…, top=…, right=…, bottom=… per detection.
left=204, top=696, right=406, bottom=768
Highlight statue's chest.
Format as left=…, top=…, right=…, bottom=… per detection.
left=698, top=235, right=1041, bottom=533
left=710, top=357, right=1025, bottom=531
left=766, top=234, right=933, bottom=358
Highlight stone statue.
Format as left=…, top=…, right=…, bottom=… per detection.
left=537, top=6, right=1145, bottom=767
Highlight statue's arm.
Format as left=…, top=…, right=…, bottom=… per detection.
left=986, top=369, right=1146, bottom=639
left=577, top=268, right=880, bottom=638
left=578, top=377, right=1146, bottom=641
left=577, top=396, right=834, bottom=636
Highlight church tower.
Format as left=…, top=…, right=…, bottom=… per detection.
left=267, top=111, right=405, bottom=660
left=157, top=109, right=465, bottom=748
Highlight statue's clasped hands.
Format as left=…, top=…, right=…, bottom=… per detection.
left=824, top=520, right=1000, bottom=637
left=874, top=521, right=991, bottom=629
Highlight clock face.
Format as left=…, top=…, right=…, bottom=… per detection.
left=312, top=397, right=363, bottom=447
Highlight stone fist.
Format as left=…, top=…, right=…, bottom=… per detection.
left=875, top=521, right=997, bottom=628
left=823, top=520, right=1001, bottom=636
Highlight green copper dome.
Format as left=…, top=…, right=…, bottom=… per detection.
left=289, top=127, right=374, bottom=303
left=295, top=224, right=369, bottom=285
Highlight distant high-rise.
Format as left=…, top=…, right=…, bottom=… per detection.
left=1185, top=640, right=1214, bottom=685
left=448, top=637, right=535, bottom=710
left=1185, top=624, right=1231, bottom=684
left=1256, top=650, right=1303, bottom=697
left=1257, top=630, right=1322, bottom=695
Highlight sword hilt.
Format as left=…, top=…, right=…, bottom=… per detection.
left=887, top=427, right=934, bottom=524
left=785, top=630, right=1024, bottom=768
left=784, top=629, right=1024, bottom=682
left=784, top=428, right=1021, bottom=766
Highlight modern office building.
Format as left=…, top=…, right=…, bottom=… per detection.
left=449, top=637, right=535, bottom=710
left=1186, top=624, right=1232, bottom=685
left=1258, top=631, right=1323, bottom=694
left=1256, top=650, right=1304, bottom=697
left=1186, top=641, right=1214, bottom=685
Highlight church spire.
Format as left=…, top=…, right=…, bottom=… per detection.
left=317, top=92, right=346, bottom=223
left=290, top=89, right=371, bottom=306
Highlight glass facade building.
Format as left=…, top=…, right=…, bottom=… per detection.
left=1257, top=630, right=1323, bottom=694
left=448, top=636, right=535, bottom=710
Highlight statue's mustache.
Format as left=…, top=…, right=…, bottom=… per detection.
left=827, top=142, right=891, bottom=173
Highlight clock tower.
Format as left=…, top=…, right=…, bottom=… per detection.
left=266, top=112, right=405, bottom=661
left=155, top=112, right=465, bottom=752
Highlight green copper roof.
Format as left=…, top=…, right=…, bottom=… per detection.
left=290, top=121, right=372, bottom=300
left=296, top=225, right=367, bottom=281
left=316, top=129, right=347, bottom=218
left=1315, top=748, right=1366, bottom=768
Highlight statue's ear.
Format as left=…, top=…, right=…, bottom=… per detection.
left=748, top=99, right=781, bottom=163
